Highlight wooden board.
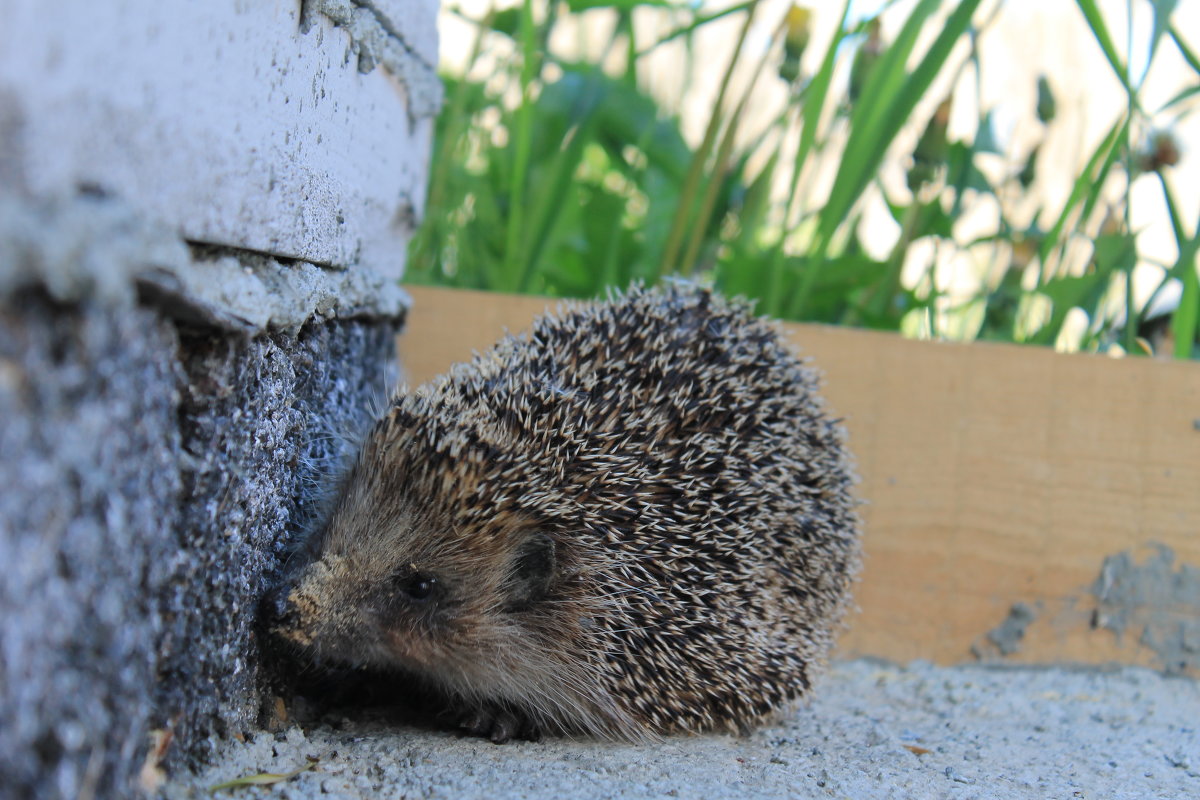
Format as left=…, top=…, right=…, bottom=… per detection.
left=399, top=285, right=1200, bottom=674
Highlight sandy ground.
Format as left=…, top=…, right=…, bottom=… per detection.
left=164, top=660, right=1199, bottom=800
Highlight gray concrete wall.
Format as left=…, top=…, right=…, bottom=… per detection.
left=0, top=2, right=437, bottom=797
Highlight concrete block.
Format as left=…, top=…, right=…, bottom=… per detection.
left=0, top=0, right=437, bottom=795
left=0, top=191, right=403, bottom=799
left=0, top=0, right=439, bottom=288
left=0, top=297, right=181, bottom=800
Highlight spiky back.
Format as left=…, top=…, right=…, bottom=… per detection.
left=391, top=284, right=860, bottom=735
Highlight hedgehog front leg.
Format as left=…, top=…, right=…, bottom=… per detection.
left=454, top=705, right=542, bottom=744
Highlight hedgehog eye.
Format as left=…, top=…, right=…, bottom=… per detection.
left=397, top=571, right=438, bottom=602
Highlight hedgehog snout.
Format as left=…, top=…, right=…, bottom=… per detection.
left=258, top=580, right=307, bottom=649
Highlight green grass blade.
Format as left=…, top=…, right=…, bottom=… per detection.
left=1173, top=259, right=1199, bottom=359
left=795, top=3, right=852, bottom=174
left=763, top=1, right=851, bottom=316
left=1159, top=172, right=1188, bottom=247
left=636, top=1, right=754, bottom=57
left=840, top=0, right=940, bottom=149
left=815, top=0, right=979, bottom=250
left=1169, top=23, right=1200, bottom=75
left=517, top=133, right=590, bottom=291
left=1073, top=0, right=1136, bottom=96
left=1157, top=173, right=1200, bottom=358
left=793, top=0, right=982, bottom=318
left=659, top=0, right=760, bottom=277
left=501, top=0, right=539, bottom=291
left=517, top=75, right=609, bottom=290
left=680, top=13, right=780, bottom=276
left=1035, top=115, right=1128, bottom=277
left=1144, top=1, right=1179, bottom=84
left=1158, top=84, right=1200, bottom=114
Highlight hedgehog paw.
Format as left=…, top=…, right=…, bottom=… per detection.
left=455, top=706, right=540, bottom=744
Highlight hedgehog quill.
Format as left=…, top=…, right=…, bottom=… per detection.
left=265, top=284, right=861, bottom=743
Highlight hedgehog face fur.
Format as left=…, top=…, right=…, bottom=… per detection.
left=266, top=284, right=861, bottom=743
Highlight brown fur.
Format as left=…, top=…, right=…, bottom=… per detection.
left=267, top=284, right=861, bottom=741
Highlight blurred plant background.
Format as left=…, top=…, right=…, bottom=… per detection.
left=406, top=0, right=1200, bottom=359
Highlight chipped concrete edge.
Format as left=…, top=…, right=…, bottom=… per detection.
left=0, top=192, right=410, bottom=334
left=304, top=0, right=443, bottom=119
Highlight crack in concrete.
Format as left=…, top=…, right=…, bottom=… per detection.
left=0, top=192, right=409, bottom=335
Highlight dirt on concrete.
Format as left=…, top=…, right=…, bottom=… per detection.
left=163, top=659, right=1199, bottom=800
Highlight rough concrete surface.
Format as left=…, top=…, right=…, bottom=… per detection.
left=306, top=0, right=442, bottom=109
left=166, top=660, right=1199, bottom=800
left=157, top=317, right=399, bottom=770
left=0, top=188, right=403, bottom=798
left=0, top=295, right=181, bottom=800
left=0, top=284, right=399, bottom=799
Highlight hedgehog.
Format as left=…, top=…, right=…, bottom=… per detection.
left=265, top=283, right=861, bottom=743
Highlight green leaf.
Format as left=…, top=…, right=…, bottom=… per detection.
left=1035, top=75, right=1057, bottom=123
left=1031, top=272, right=1112, bottom=345
left=463, top=7, right=521, bottom=38
left=659, top=0, right=760, bottom=277
left=1038, top=274, right=1109, bottom=308
left=973, top=110, right=1003, bottom=154
left=1017, top=144, right=1040, bottom=189
left=1091, top=232, right=1139, bottom=276
left=1031, top=232, right=1134, bottom=346
left=796, top=2, right=852, bottom=172
left=517, top=73, right=608, bottom=289
left=789, top=0, right=967, bottom=318
left=978, top=269, right=1026, bottom=342
left=808, top=254, right=892, bottom=324
left=946, top=140, right=994, bottom=195
left=720, top=251, right=890, bottom=325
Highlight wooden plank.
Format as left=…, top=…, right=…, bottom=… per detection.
left=399, top=285, right=1200, bottom=674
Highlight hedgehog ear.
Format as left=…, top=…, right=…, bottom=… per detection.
left=508, top=531, right=556, bottom=610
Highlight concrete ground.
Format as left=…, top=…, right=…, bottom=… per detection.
left=165, top=660, right=1199, bottom=800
